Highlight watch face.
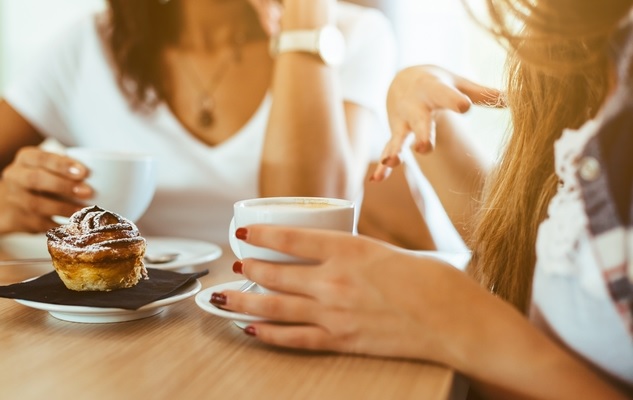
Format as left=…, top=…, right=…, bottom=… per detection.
left=318, top=26, right=346, bottom=66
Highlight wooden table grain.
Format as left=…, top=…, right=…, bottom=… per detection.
left=0, top=234, right=467, bottom=400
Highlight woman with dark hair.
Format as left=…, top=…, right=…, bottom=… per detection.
left=212, top=0, right=633, bottom=398
left=0, top=0, right=396, bottom=244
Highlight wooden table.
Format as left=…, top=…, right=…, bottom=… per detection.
left=0, top=234, right=467, bottom=400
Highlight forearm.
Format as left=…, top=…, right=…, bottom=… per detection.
left=0, top=100, right=44, bottom=171
left=259, top=0, right=361, bottom=199
left=410, top=111, right=489, bottom=241
left=441, top=268, right=627, bottom=399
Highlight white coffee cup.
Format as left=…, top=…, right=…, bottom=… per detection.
left=229, top=196, right=355, bottom=266
left=65, top=148, right=156, bottom=222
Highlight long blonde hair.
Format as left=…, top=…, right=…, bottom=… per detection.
left=467, top=0, right=632, bottom=312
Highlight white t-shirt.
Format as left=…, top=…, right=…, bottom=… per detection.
left=4, top=3, right=397, bottom=246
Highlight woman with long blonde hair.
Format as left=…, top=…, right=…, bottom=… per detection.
left=211, top=0, right=633, bottom=397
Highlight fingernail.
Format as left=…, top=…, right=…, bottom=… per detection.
left=381, top=156, right=399, bottom=167
left=232, top=260, right=243, bottom=274
left=210, top=292, right=227, bottom=306
left=68, top=165, right=82, bottom=176
left=72, top=184, right=91, bottom=197
left=414, top=142, right=429, bottom=153
left=236, top=228, right=248, bottom=240
left=244, top=326, right=257, bottom=337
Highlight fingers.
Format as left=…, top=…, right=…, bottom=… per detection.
left=428, top=81, right=473, bottom=114
left=4, top=148, right=91, bottom=199
left=15, top=147, right=88, bottom=181
left=369, top=163, right=392, bottom=183
left=407, top=109, right=436, bottom=153
left=5, top=187, right=84, bottom=219
left=372, top=119, right=409, bottom=182
left=237, top=257, right=318, bottom=297
left=221, top=289, right=319, bottom=324
left=0, top=206, right=59, bottom=233
left=242, top=323, right=336, bottom=352
left=3, top=163, right=91, bottom=200
left=454, top=76, right=505, bottom=108
left=239, top=224, right=349, bottom=262
left=0, top=147, right=92, bottom=232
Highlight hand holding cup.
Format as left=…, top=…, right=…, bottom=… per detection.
left=64, top=148, right=156, bottom=223
left=229, top=196, right=355, bottom=294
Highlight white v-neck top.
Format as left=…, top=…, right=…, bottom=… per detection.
left=4, top=3, right=397, bottom=246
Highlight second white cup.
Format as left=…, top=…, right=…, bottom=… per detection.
left=66, top=147, right=156, bottom=222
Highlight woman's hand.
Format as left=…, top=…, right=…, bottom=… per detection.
left=212, top=224, right=485, bottom=365
left=212, top=225, right=627, bottom=399
left=0, top=146, right=91, bottom=233
left=372, top=65, right=504, bottom=181
left=247, top=0, right=283, bottom=37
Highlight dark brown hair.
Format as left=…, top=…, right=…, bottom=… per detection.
left=104, top=0, right=182, bottom=109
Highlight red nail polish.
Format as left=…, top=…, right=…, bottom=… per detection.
left=244, top=326, right=257, bottom=336
left=210, top=292, right=227, bottom=306
left=414, top=142, right=429, bottom=153
left=232, top=260, right=243, bottom=274
left=235, top=228, right=248, bottom=240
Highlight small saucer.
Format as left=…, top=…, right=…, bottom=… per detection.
left=195, top=280, right=266, bottom=324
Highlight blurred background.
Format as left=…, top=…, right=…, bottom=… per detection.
left=0, top=0, right=509, bottom=161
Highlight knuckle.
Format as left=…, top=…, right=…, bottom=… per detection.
left=1, top=163, right=19, bottom=182
left=320, top=274, right=355, bottom=306
left=25, top=169, right=40, bottom=189
left=260, top=296, right=284, bottom=316
left=14, top=147, right=32, bottom=162
left=25, top=193, right=41, bottom=213
left=270, top=230, right=300, bottom=254
left=253, top=265, right=281, bottom=288
left=35, top=149, right=48, bottom=166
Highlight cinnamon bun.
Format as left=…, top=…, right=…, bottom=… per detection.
left=46, top=205, right=148, bottom=291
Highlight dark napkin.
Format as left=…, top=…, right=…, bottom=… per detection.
left=0, top=268, right=208, bottom=310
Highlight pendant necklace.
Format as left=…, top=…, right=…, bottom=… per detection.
left=183, top=43, right=241, bottom=128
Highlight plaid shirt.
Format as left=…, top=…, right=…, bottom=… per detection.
left=580, top=23, right=633, bottom=335
left=580, top=103, right=633, bottom=336
left=531, top=23, right=633, bottom=382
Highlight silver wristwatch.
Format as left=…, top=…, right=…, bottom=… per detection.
left=269, top=25, right=346, bottom=67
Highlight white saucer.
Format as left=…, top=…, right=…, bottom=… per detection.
left=195, top=280, right=266, bottom=324
left=145, top=237, right=222, bottom=270
left=15, top=279, right=202, bottom=324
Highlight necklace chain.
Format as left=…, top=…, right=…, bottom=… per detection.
left=182, top=44, right=240, bottom=128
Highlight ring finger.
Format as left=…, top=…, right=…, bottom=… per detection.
left=220, top=290, right=322, bottom=325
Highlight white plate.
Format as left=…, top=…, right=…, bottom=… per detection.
left=195, top=280, right=266, bottom=324
left=145, top=237, right=222, bottom=270
left=15, top=279, right=202, bottom=324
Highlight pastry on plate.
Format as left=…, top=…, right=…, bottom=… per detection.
left=46, top=205, right=148, bottom=291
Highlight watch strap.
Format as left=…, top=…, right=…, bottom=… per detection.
left=276, top=30, right=320, bottom=55
left=269, top=26, right=345, bottom=66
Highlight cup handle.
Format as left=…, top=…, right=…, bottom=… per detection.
left=228, top=217, right=242, bottom=259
